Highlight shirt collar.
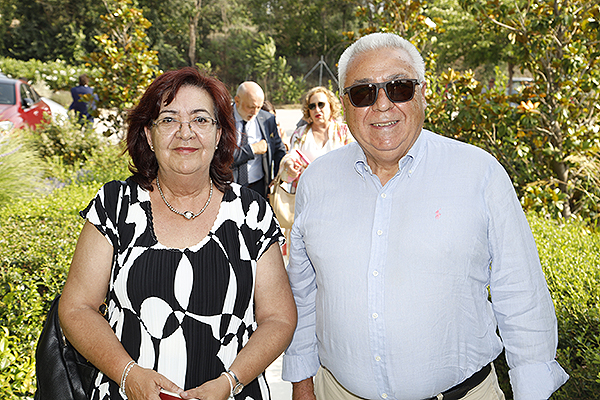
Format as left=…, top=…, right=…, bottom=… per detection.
left=353, top=129, right=426, bottom=179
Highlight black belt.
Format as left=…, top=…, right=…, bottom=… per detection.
left=424, top=363, right=492, bottom=400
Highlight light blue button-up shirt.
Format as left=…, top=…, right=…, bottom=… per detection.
left=282, top=130, right=568, bottom=400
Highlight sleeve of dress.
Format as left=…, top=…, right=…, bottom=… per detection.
left=79, top=180, right=125, bottom=249
left=485, top=161, right=568, bottom=399
left=250, top=190, right=285, bottom=261
left=281, top=175, right=320, bottom=382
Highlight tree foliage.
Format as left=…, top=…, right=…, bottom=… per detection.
left=460, top=0, right=600, bottom=221
left=84, top=0, right=159, bottom=137
left=0, top=0, right=103, bottom=63
left=245, top=34, right=306, bottom=104
left=247, top=0, right=357, bottom=62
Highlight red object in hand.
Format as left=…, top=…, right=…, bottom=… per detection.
left=294, top=149, right=310, bottom=167
left=159, top=389, right=182, bottom=399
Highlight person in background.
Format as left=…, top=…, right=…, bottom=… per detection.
left=59, top=67, right=297, bottom=400
left=232, top=81, right=287, bottom=199
left=279, top=86, right=353, bottom=187
left=261, top=100, right=287, bottom=148
left=282, top=32, right=568, bottom=400
left=69, top=74, right=97, bottom=123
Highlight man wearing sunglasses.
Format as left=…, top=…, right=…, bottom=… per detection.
left=282, top=33, right=568, bottom=400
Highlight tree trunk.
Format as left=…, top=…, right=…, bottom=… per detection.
left=550, top=159, right=571, bottom=219
left=188, top=0, right=202, bottom=66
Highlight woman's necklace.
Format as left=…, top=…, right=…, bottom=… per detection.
left=156, top=175, right=213, bottom=220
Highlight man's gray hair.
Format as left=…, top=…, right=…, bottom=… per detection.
left=338, top=32, right=426, bottom=93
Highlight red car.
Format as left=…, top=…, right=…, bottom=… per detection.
left=0, top=75, right=52, bottom=132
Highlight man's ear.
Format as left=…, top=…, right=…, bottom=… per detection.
left=420, top=81, right=428, bottom=108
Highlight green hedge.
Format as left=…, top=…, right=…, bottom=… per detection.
left=0, top=183, right=100, bottom=397
left=0, top=134, right=129, bottom=397
left=494, top=215, right=600, bottom=398
left=0, top=197, right=598, bottom=397
left=0, top=57, right=90, bottom=92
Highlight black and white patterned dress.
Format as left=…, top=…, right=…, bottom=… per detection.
left=81, top=178, right=283, bottom=400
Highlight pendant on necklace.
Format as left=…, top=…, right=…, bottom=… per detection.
left=183, top=211, right=194, bottom=220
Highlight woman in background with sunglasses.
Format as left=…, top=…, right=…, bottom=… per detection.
left=279, top=86, right=353, bottom=186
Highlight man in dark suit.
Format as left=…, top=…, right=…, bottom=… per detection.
left=69, top=74, right=97, bottom=123
left=232, top=81, right=287, bottom=198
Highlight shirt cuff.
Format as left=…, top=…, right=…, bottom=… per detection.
left=509, top=360, right=569, bottom=400
left=281, top=352, right=320, bottom=383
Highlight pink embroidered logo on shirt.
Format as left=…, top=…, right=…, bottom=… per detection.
left=435, top=210, right=441, bottom=219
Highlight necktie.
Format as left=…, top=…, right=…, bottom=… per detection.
left=238, top=120, right=249, bottom=186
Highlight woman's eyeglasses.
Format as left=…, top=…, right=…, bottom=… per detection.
left=343, top=79, right=420, bottom=108
left=153, top=115, right=217, bottom=136
left=308, top=101, right=326, bottom=111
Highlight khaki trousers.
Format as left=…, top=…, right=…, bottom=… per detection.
left=314, top=364, right=505, bottom=400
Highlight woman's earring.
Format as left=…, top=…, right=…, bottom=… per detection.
left=150, top=145, right=154, bottom=152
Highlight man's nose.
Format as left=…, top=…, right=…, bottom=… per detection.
left=372, top=87, right=393, bottom=111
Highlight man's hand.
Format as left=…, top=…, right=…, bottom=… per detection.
left=250, top=139, right=268, bottom=155
left=292, top=378, right=316, bottom=400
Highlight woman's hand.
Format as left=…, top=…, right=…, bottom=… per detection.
left=282, top=154, right=305, bottom=182
left=123, top=365, right=184, bottom=400
left=180, top=373, right=231, bottom=400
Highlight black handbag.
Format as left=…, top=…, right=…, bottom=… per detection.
left=34, top=294, right=98, bottom=400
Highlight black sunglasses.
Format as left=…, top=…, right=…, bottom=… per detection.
left=343, top=79, right=420, bottom=107
left=308, top=101, right=326, bottom=110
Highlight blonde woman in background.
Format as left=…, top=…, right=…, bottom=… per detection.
left=280, top=87, right=353, bottom=186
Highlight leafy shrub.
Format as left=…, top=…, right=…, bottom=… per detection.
left=0, top=140, right=130, bottom=398
left=0, top=183, right=100, bottom=398
left=534, top=215, right=600, bottom=398
left=24, top=115, right=108, bottom=169
left=0, top=57, right=90, bottom=92
left=494, top=214, right=600, bottom=398
left=0, top=134, right=43, bottom=209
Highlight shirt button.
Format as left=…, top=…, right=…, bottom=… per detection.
left=381, top=193, right=387, bottom=198
left=382, top=394, right=388, bottom=399
left=372, top=313, right=378, bottom=319
left=377, top=230, right=383, bottom=236
left=373, top=271, right=379, bottom=277
left=375, top=356, right=381, bottom=361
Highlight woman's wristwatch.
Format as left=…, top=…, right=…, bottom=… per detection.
left=222, top=369, right=244, bottom=398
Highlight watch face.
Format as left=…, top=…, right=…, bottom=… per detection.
left=233, top=383, right=244, bottom=395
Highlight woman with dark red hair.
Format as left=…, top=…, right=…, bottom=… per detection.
left=58, top=67, right=297, bottom=400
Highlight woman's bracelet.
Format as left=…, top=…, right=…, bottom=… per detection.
left=120, top=360, right=137, bottom=396
left=220, top=371, right=234, bottom=398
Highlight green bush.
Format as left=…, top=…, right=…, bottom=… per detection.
left=494, top=214, right=600, bottom=398
left=0, top=140, right=130, bottom=398
left=24, top=115, right=108, bottom=169
left=0, top=57, right=91, bottom=92
left=534, top=215, right=600, bottom=398
left=0, top=183, right=100, bottom=398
